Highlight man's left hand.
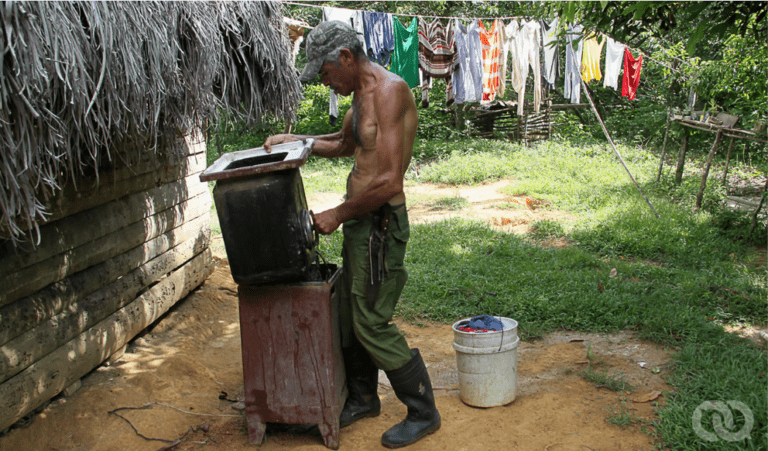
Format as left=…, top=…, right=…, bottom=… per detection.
left=313, top=208, right=342, bottom=235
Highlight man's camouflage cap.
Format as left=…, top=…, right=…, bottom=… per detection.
left=299, top=20, right=359, bottom=82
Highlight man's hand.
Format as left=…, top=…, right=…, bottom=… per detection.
left=263, top=134, right=299, bottom=153
left=313, top=208, right=342, bottom=235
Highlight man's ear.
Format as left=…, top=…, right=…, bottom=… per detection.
left=338, top=48, right=354, bottom=66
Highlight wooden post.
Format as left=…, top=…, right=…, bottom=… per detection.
left=675, top=129, right=689, bottom=185
left=577, top=73, right=660, bottom=218
left=749, top=178, right=768, bottom=236
left=696, top=129, right=724, bottom=209
left=657, top=108, right=671, bottom=182
left=721, top=137, right=736, bottom=186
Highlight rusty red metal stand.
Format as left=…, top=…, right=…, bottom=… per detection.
left=237, top=265, right=347, bottom=449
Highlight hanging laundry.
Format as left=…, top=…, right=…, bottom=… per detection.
left=321, top=7, right=365, bottom=45
left=417, top=18, right=456, bottom=79
left=451, top=18, right=483, bottom=104
left=496, top=21, right=508, bottom=98
left=581, top=36, right=605, bottom=83
left=478, top=19, right=503, bottom=103
left=392, top=17, right=420, bottom=89
left=603, top=37, right=624, bottom=90
left=417, top=18, right=456, bottom=107
left=503, top=20, right=522, bottom=102
left=540, top=17, right=559, bottom=90
left=283, top=17, right=310, bottom=64
left=506, top=20, right=541, bottom=115
left=362, top=11, right=394, bottom=66
left=622, top=47, right=643, bottom=100
left=418, top=69, right=434, bottom=108
left=322, top=7, right=366, bottom=126
left=564, top=24, right=583, bottom=104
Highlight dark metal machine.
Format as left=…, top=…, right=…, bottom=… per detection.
left=200, top=140, right=317, bottom=285
left=201, top=140, right=346, bottom=448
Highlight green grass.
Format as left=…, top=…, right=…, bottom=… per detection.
left=307, top=138, right=767, bottom=451
left=206, top=127, right=767, bottom=450
left=581, top=366, right=635, bottom=392
left=301, top=156, right=353, bottom=194
left=431, top=196, right=469, bottom=210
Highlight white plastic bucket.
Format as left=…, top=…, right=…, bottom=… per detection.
left=452, top=317, right=519, bottom=407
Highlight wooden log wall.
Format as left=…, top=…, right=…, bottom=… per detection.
left=0, top=131, right=214, bottom=432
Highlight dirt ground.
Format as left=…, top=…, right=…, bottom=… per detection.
left=1, top=181, right=703, bottom=451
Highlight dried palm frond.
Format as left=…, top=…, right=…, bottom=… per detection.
left=0, top=1, right=302, bottom=245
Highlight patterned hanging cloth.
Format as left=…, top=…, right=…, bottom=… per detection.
left=478, top=19, right=503, bottom=103
left=417, top=18, right=456, bottom=107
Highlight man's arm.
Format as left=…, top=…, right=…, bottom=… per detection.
left=315, top=79, right=413, bottom=234
left=262, top=109, right=356, bottom=157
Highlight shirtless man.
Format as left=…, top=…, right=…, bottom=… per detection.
left=263, top=20, right=440, bottom=448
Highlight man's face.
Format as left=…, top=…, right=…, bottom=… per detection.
left=318, top=52, right=353, bottom=96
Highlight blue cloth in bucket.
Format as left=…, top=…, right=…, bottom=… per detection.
left=467, top=315, right=503, bottom=331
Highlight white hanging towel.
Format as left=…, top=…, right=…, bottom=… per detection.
left=564, top=24, right=583, bottom=104
left=541, top=18, right=559, bottom=90
left=506, top=20, right=541, bottom=115
left=603, top=37, right=625, bottom=90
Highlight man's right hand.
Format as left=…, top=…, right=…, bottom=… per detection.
left=263, top=134, right=299, bottom=153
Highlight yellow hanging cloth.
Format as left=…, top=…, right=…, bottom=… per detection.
left=581, top=36, right=605, bottom=83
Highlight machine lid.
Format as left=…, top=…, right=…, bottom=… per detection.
left=200, top=139, right=314, bottom=182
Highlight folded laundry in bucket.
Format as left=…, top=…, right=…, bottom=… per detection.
left=462, top=315, right=504, bottom=332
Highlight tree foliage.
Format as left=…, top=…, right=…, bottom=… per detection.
left=558, top=1, right=767, bottom=57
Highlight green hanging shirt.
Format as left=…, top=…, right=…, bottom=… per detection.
left=391, top=17, right=419, bottom=88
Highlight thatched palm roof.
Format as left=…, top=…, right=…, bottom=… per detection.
left=0, top=1, right=302, bottom=243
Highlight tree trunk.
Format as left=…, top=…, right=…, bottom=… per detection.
left=721, top=137, right=736, bottom=186
left=657, top=108, right=671, bottom=182
left=696, top=130, right=724, bottom=209
left=675, top=129, right=689, bottom=185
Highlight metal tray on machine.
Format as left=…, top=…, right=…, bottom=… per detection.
left=200, top=139, right=314, bottom=182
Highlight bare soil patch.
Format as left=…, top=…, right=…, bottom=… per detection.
left=1, top=181, right=676, bottom=451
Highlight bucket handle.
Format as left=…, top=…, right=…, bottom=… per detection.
left=453, top=336, right=520, bottom=355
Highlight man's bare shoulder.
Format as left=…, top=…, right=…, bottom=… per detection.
left=370, top=66, right=414, bottom=109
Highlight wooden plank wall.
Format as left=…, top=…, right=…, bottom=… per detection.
left=0, top=131, right=215, bottom=432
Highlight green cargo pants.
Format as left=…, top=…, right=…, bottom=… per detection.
left=339, top=204, right=412, bottom=371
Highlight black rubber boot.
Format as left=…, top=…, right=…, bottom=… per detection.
left=339, top=346, right=381, bottom=428
left=381, top=349, right=441, bottom=448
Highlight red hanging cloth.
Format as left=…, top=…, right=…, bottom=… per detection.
left=621, top=47, right=643, bottom=100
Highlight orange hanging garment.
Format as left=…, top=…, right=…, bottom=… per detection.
left=478, top=19, right=502, bottom=102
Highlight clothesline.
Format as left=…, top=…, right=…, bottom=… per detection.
left=615, top=38, right=693, bottom=80
left=283, top=1, right=691, bottom=80
left=282, top=1, right=526, bottom=21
